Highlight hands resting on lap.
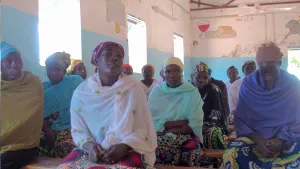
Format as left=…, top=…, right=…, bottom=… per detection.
left=157, top=120, right=193, bottom=136
left=249, top=134, right=283, bottom=158
left=84, top=141, right=131, bottom=164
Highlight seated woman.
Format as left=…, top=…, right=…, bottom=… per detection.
left=1, top=42, right=43, bottom=169
left=228, top=60, right=256, bottom=123
left=222, top=42, right=300, bottom=168
left=39, top=52, right=84, bottom=158
left=149, top=57, right=208, bottom=167
left=141, top=64, right=157, bottom=97
left=58, top=42, right=157, bottom=169
left=67, top=58, right=87, bottom=79
left=121, top=64, right=133, bottom=75
left=191, top=62, right=228, bottom=151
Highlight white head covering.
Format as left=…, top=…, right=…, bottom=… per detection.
left=163, top=57, right=184, bottom=71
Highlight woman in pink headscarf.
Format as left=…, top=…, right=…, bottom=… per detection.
left=58, top=42, right=157, bottom=169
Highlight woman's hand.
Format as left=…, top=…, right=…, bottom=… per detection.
left=266, top=138, right=282, bottom=154
left=165, top=124, right=193, bottom=135
left=83, top=141, right=106, bottom=163
left=45, top=129, right=57, bottom=148
left=249, top=134, right=275, bottom=158
left=164, top=120, right=189, bottom=130
left=104, top=143, right=131, bottom=164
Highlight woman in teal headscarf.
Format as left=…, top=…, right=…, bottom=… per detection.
left=149, top=57, right=209, bottom=167
left=39, top=52, right=84, bottom=158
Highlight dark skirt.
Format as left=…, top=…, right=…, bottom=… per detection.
left=58, top=148, right=146, bottom=169
left=39, top=129, right=75, bottom=158
left=1, top=147, right=38, bottom=169
left=222, top=137, right=300, bottom=169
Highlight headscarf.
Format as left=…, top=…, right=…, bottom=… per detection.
left=190, top=62, right=209, bottom=83
left=1, top=41, right=20, bottom=61
left=122, top=64, right=133, bottom=70
left=91, top=42, right=124, bottom=66
left=242, top=60, right=256, bottom=73
left=45, top=52, right=71, bottom=71
left=235, top=70, right=300, bottom=146
left=256, top=42, right=283, bottom=62
left=67, top=58, right=84, bottom=75
left=163, top=57, right=184, bottom=71
left=142, top=64, right=155, bottom=72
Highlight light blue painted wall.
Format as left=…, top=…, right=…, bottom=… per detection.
left=1, top=6, right=288, bottom=83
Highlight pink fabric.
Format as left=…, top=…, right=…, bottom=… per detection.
left=91, top=42, right=124, bottom=66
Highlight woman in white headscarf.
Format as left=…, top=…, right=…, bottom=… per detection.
left=149, top=57, right=212, bottom=167
left=58, top=42, right=157, bottom=169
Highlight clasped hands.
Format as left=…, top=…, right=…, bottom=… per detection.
left=253, top=135, right=283, bottom=158
left=84, top=141, right=130, bottom=164
left=157, top=120, right=192, bottom=136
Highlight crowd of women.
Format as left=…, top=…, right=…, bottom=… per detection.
left=1, top=40, right=300, bottom=169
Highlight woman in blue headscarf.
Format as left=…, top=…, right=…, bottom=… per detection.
left=39, top=52, right=84, bottom=158
left=222, top=42, right=300, bottom=168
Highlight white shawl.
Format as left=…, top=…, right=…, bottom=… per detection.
left=70, top=73, right=157, bottom=167
left=141, top=79, right=158, bottom=97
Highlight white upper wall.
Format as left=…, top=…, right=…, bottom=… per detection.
left=3, top=0, right=192, bottom=56
left=190, top=4, right=300, bottom=57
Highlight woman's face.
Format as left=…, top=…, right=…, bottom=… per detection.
left=227, top=68, right=239, bottom=81
left=95, top=46, right=123, bottom=76
left=46, top=62, right=65, bottom=85
left=258, top=61, right=281, bottom=81
left=142, top=66, right=154, bottom=79
left=243, top=63, right=256, bottom=76
left=1, top=52, right=23, bottom=81
left=164, top=64, right=182, bottom=88
left=193, top=71, right=209, bottom=89
left=122, top=67, right=133, bottom=75
left=73, top=62, right=87, bottom=79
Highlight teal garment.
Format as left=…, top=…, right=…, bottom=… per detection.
left=43, top=75, right=84, bottom=131
left=148, top=82, right=204, bottom=141
left=0, top=41, right=20, bottom=60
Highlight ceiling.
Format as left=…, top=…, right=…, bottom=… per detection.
left=190, top=0, right=300, bottom=11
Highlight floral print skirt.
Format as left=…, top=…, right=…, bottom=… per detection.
left=222, top=137, right=300, bottom=169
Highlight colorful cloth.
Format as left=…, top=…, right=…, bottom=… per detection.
left=1, top=71, right=43, bottom=153
left=155, top=134, right=210, bottom=167
left=43, top=75, right=84, bottom=131
left=149, top=82, right=204, bottom=142
left=58, top=148, right=146, bottom=169
left=91, top=42, right=124, bottom=66
left=45, top=52, right=71, bottom=70
left=122, top=64, right=133, bottom=70
left=142, top=64, right=155, bottom=72
left=69, top=73, right=157, bottom=167
left=235, top=70, right=300, bottom=145
left=66, top=58, right=83, bottom=75
left=39, top=129, right=75, bottom=158
left=198, top=84, right=228, bottom=150
left=0, top=41, right=20, bottom=61
left=222, top=137, right=300, bottom=169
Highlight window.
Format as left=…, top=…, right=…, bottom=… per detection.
left=288, top=48, right=300, bottom=80
left=127, top=15, right=147, bottom=73
left=173, top=34, right=184, bottom=64
left=38, top=0, right=82, bottom=66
